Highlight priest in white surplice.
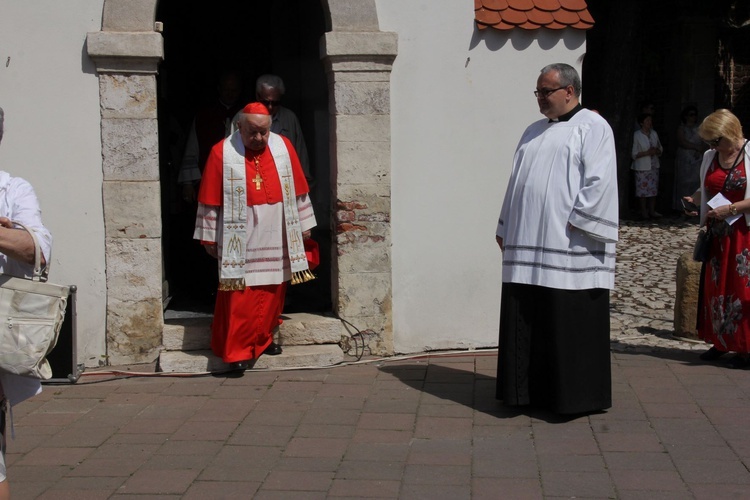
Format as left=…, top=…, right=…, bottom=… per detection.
left=495, top=63, right=618, bottom=414
left=194, top=102, right=316, bottom=371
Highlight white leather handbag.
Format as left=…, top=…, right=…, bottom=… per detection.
left=0, top=222, right=68, bottom=379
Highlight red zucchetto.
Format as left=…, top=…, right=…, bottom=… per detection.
left=242, top=102, right=270, bottom=115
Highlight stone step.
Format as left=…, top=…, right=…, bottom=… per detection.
left=162, top=317, right=212, bottom=351
left=157, top=344, right=345, bottom=373
left=162, top=312, right=346, bottom=351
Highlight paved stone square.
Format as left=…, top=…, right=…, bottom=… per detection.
left=7, top=217, right=750, bottom=499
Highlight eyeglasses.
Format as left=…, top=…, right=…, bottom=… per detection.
left=533, top=87, right=567, bottom=99
left=259, top=99, right=281, bottom=107
left=704, top=137, right=722, bottom=148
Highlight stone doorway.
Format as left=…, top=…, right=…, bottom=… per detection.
left=88, top=0, right=397, bottom=364
left=155, top=0, right=332, bottom=316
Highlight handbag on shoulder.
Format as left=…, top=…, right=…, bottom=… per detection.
left=0, top=222, right=68, bottom=379
left=692, top=228, right=711, bottom=262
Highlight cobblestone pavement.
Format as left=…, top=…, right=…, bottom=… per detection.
left=610, top=216, right=706, bottom=354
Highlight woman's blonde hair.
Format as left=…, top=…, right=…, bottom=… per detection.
left=699, top=108, right=744, bottom=145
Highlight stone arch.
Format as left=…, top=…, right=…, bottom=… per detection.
left=86, top=0, right=397, bottom=364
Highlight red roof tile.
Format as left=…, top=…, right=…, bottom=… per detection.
left=518, top=21, right=541, bottom=30
left=475, top=8, right=503, bottom=26
left=526, top=9, right=555, bottom=25
left=559, top=0, right=588, bottom=10
left=501, top=8, right=528, bottom=25
left=475, top=0, right=594, bottom=31
left=534, top=0, right=562, bottom=11
left=571, top=20, right=594, bottom=29
left=578, top=8, right=595, bottom=24
left=508, top=0, right=535, bottom=11
left=546, top=21, right=568, bottom=30
left=554, top=7, right=580, bottom=24
left=482, top=0, right=509, bottom=9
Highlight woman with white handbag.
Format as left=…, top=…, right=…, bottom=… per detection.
left=0, top=107, right=53, bottom=500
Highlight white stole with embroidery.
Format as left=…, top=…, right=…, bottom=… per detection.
left=219, top=132, right=313, bottom=290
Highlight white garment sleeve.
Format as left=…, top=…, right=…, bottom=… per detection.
left=568, top=119, right=619, bottom=243
left=194, top=203, right=219, bottom=243
left=287, top=115, right=311, bottom=181
left=496, top=133, right=528, bottom=240
left=297, top=193, right=317, bottom=232
left=4, top=177, right=52, bottom=278
left=177, top=120, right=202, bottom=184
left=631, top=131, right=643, bottom=160
left=230, top=110, right=242, bottom=136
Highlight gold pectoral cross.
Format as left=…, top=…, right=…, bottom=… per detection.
left=252, top=156, right=263, bottom=190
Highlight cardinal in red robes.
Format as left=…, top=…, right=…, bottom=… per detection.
left=194, top=102, right=316, bottom=370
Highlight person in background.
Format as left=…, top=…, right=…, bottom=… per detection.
left=232, top=74, right=312, bottom=183
left=632, top=113, right=663, bottom=219
left=0, top=106, right=53, bottom=500
left=179, top=71, right=245, bottom=202
left=495, top=63, right=618, bottom=415
left=175, top=71, right=244, bottom=304
left=683, top=109, right=750, bottom=368
left=673, top=105, right=705, bottom=214
left=640, top=101, right=655, bottom=115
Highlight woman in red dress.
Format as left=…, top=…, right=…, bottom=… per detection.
left=685, top=109, right=750, bottom=368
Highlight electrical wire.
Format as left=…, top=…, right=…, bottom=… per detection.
left=67, top=347, right=500, bottom=384
left=60, top=312, right=495, bottom=383
left=335, top=314, right=370, bottom=361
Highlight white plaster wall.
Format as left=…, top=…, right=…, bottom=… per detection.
left=0, top=1, right=107, bottom=366
left=376, top=1, right=586, bottom=353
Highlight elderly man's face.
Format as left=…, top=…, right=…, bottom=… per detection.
left=256, top=85, right=282, bottom=117
left=238, top=114, right=271, bottom=151
left=536, top=70, right=573, bottom=120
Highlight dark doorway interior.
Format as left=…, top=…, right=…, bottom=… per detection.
left=156, top=0, right=331, bottom=315
left=582, top=0, right=749, bottom=219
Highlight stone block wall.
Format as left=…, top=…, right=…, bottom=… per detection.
left=323, top=31, right=397, bottom=355
left=88, top=29, right=164, bottom=364
left=674, top=251, right=701, bottom=340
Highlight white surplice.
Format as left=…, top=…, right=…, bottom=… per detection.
left=496, top=109, right=619, bottom=291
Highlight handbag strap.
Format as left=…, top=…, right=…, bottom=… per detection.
left=9, top=220, right=45, bottom=282
left=720, top=139, right=749, bottom=190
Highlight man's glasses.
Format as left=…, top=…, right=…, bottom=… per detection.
left=259, top=99, right=281, bottom=107
left=533, top=87, right=567, bottom=99
left=704, top=137, right=722, bottom=148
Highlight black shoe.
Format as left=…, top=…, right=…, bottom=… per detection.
left=699, top=347, right=727, bottom=361
left=727, top=355, right=749, bottom=369
left=263, top=342, right=283, bottom=356
left=229, top=360, right=249, bottom=371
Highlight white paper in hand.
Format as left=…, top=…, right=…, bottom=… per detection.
left=708, top=192, right=742, bottom=225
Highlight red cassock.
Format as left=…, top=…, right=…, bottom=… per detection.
left=198, top=135, right=309, bottom=362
